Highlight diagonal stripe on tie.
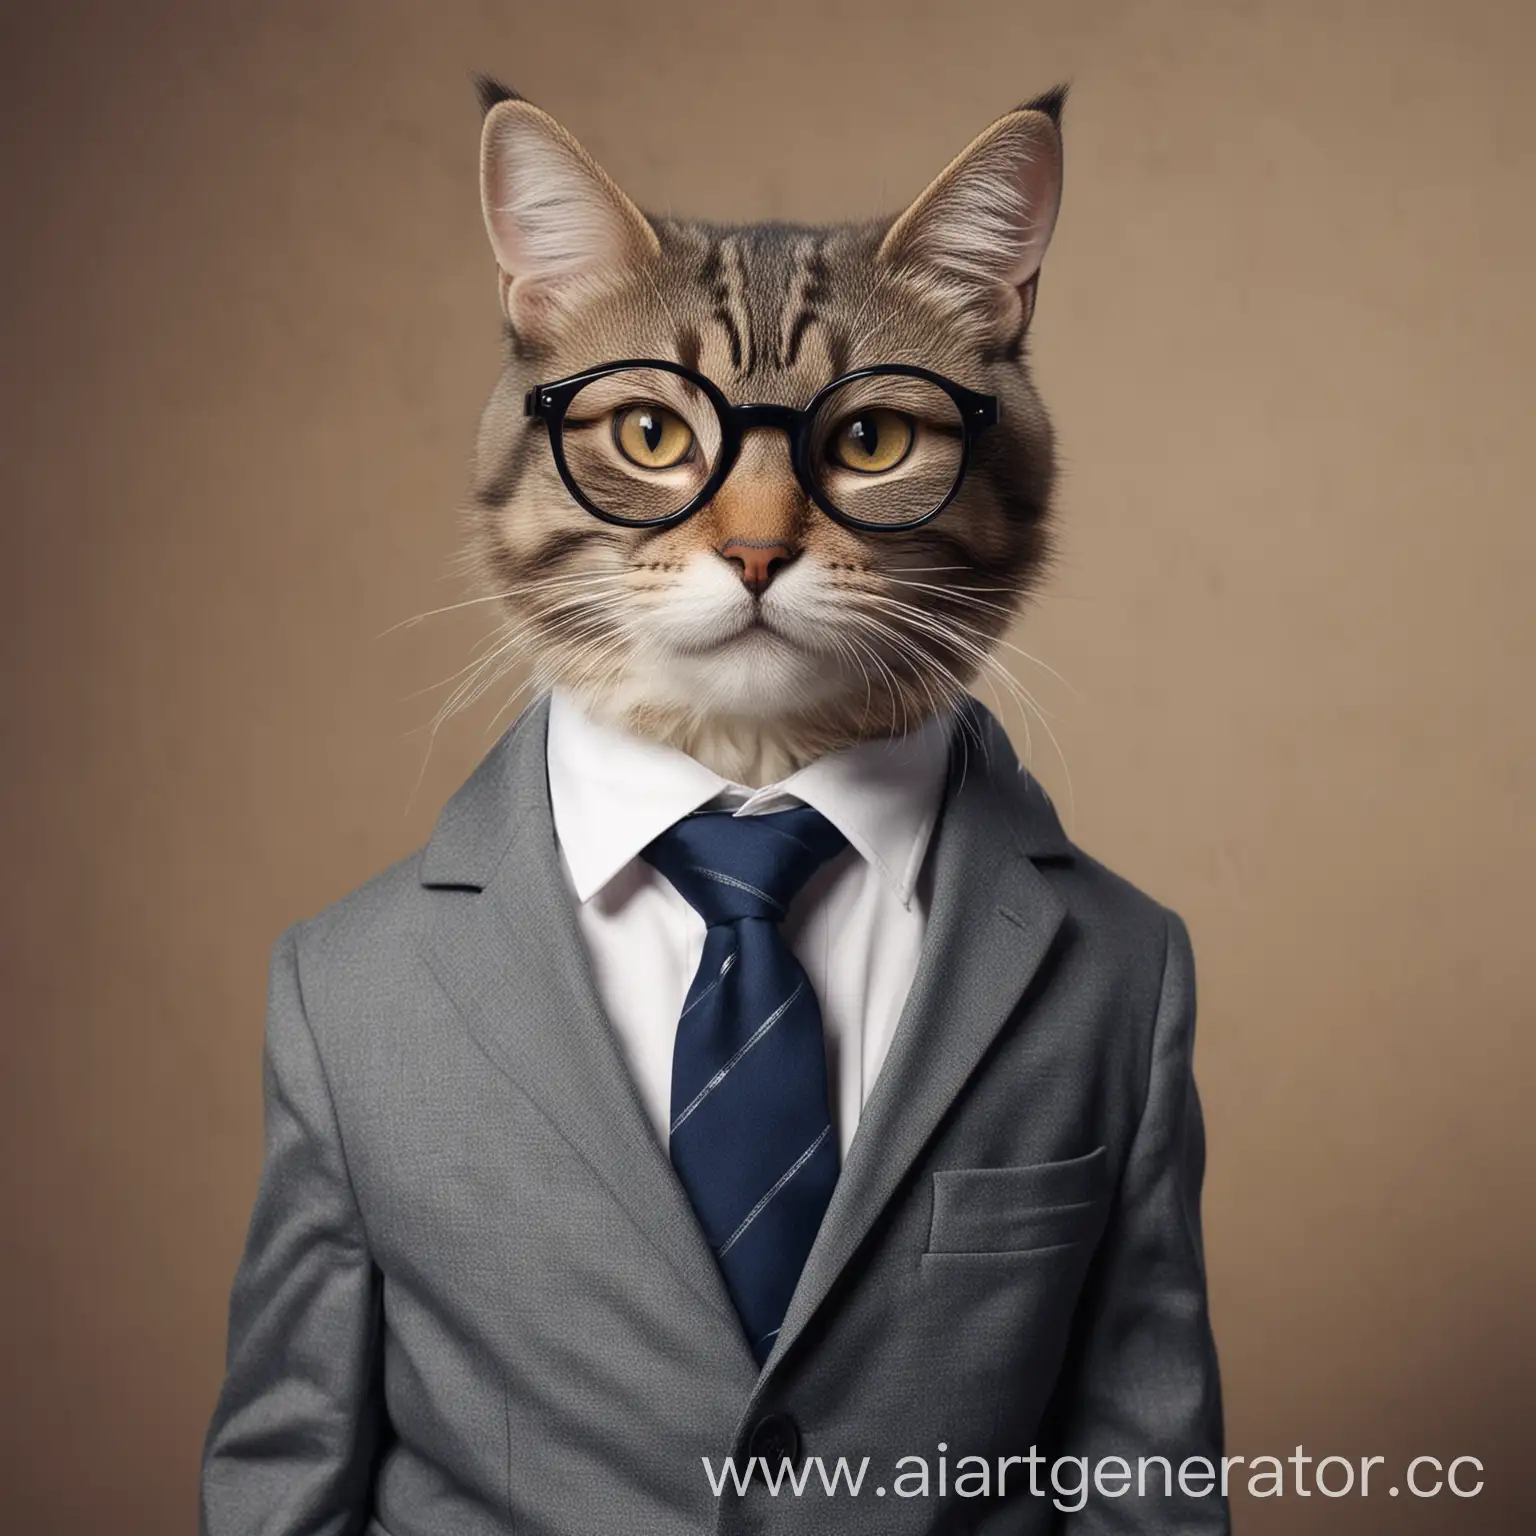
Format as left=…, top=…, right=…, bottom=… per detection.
left=685, top=865, right=784, bottom=911
left=669, top=980, right=804, bottom=1135
left=717, top=1124, right=832, bottom=1257
left=678, top=948, right=736, bottom=1020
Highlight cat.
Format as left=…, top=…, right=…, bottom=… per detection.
left=465, top=78, right=1065, bottom=787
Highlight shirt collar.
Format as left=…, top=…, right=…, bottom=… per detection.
left=545, top=689, right=954, bottom=909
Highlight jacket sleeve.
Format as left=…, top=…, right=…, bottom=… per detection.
left=200, top=927, right=385, bottom=1535
left=1048, top=909, right=1228, bottom=1534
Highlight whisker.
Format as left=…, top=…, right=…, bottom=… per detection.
left=838, top=594, right=1073, bottom=828
left=377, top=589, right=520, bottom=638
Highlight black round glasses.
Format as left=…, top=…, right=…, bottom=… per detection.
left=523, top=359, right=998, bottom=533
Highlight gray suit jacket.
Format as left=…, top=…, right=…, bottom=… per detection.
left=200, top=696, right=1226, bottom=1535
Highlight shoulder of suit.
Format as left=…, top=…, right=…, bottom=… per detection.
left=962, top=708, right=1184, bottom=967
left=287, top=847, right=436, bottom=982
left=1052, top=841, right=1183, bottom=968
left=961, top=700, right=1183, bottom=937
left=287, top=701, right=546, bottom=971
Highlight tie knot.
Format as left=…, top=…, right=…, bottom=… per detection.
left=641, top=805, right=847, bottom=926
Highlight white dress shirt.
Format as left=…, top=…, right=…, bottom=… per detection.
left=545, top=689, right=954, bottom=1161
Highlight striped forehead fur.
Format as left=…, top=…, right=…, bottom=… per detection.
left=668, top=221, right=870, bottom=380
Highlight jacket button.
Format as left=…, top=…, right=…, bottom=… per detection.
left=746, top=1412, right=800, bottom=1474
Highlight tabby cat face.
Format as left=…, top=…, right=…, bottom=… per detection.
left=469, top=82, right=1065, bottom=783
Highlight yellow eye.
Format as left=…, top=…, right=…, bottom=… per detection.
left=828, top=408, right=914, bottom=474
left=613, top=404, right=694, bottom=469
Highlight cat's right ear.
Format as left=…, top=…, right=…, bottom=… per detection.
left=479, top=94, right=659, bottom=336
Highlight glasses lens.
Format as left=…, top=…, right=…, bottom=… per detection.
left=557, top=367, right=722, bottom=523
left=807, top=373, right=965, bottom=527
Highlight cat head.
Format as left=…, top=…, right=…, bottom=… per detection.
left=468, top=79, right=1065, bottom=784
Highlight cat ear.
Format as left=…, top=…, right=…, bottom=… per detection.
left=479, top=94, right=660, bottom=334
left=878, top=87, right=1066, bottom=333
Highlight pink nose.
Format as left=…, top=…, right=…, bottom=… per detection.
left=718, top=540, right=797, bottom=595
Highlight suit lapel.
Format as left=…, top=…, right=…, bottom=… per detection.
left=416, top=698, right=757, bottom=1379
left=763, top=704, right=1072, bottom=1371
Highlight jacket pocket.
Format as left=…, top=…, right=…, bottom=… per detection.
left=927, top=1147, right=1109, bottom=1255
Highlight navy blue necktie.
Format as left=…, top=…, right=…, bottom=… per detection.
left=642, top=805, right=847, bottom=1364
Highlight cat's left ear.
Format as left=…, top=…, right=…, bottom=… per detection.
left=878, top=86, right=1066, bottom=335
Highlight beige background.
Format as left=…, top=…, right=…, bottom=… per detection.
left=3, top=1, right=1533, bottom=1531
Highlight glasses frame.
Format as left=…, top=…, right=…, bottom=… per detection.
left=523, top=358, right=998, bottom=533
